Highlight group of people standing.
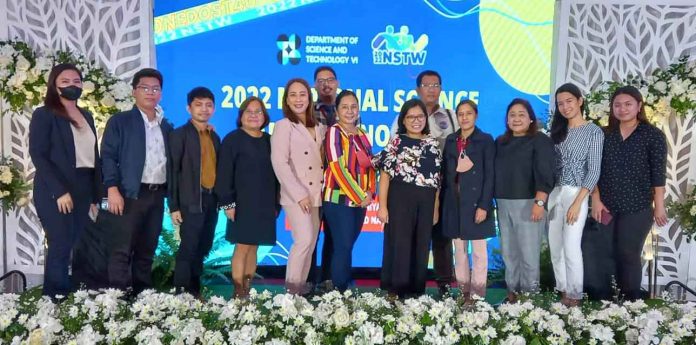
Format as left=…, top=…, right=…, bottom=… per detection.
left=30, top=63, right=666, bottom=305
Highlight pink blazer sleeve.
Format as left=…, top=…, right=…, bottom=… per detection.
left=271, top=119, right=309, bottom=203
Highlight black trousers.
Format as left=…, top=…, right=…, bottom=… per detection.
left=173, top=191, right=218, bottom=296
left=431, top=209, right=454, bottom=286
left=307, top=214, right=333, bottom=284
left=107, top=184, right=165, bottom=294
left=35, top=168, right=94, bottom=298
left=607, top=208, right=653, bottom=300
left=381, top=182, right=436, bottom=297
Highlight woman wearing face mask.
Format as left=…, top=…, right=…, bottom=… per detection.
left=271, top=78, right=326, bottom=295
left=548, top=83, right=603, bottom=307
left=29, top=63, right=101, bottom=298
left=591, top=86, right=667, bottom=300
left=322, top=90, right=376, bottom=291
left=494, top=98, right=555, bottom=302
left=441, top=100, right=495, bottom=302
left=374, top=99, right=441, bottom=298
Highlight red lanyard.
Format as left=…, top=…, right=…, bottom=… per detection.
left=457, top=136, right=469, bottom=153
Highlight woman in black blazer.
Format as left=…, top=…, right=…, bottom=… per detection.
left=441, top=100, right=496, bottom=301
left=29, top=63, right=101, bottom=298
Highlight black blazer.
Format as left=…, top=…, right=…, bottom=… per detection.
left=167, top=121, right=221, bottom=213
left=101, top=106, right=174, bottom=199
left=29, top=106, right=101, bottom=202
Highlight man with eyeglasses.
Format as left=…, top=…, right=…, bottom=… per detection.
left=101, top=68, right=174, bottom=296
left=390, top=70, right=459, bottom=296
left=306, top=65, right=339, bottom=292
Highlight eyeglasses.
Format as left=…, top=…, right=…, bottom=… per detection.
left=420, top=83, right=441, bottom=89
left=135, top=85, right=161, bottom=94
left=245, top=109, right=264, bottom=116
left=316, top=78, right=337, bottom=85
left=404, top=114, right=426, bottom=122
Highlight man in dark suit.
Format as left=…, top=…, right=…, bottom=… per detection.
left=101, top=68, right=173, bottom=294
left=168, top=87, right=221, bottom=297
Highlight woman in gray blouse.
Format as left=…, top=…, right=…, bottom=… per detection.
left=548, top=83, right=603, bottom=307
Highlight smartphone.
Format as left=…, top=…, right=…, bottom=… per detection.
left=600, top=209, right=613, bottom=226
left=100, top=198, right=109, bottom=210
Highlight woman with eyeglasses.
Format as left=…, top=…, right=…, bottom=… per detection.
left=216, top=96, right=279, bottom=298
left=441, top=100, right=496, bottom=302
left=321, top=90, right=376, bottom=291
left=271, top=78, right=326, bottom=295
left=29, top=63, right=101, bottom=298
left=374, top=99, right=442, bottom=298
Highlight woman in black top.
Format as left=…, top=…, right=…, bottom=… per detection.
left=591, top=86, right=667, bottom=300
left=29, top=63, right=101, bottom=298
left=215, top=96, right=279, bottom=298
left=494, top=98, right=555, bottom=302
left=374, top=99, right=442, bottom=298
left=441, top=100, right=495, bottom=301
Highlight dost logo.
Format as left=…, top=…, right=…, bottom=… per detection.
left=371, top=25, right=429, bottom=66
left=276, top=33, right=302, bottom=65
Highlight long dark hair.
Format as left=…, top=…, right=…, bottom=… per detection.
left=608, top=85, right=648, bottom=131
left=44, top=63, right=83, bottom=124
left=281, top=78, right=316, bottom=128
left=550, top=83, right=586, bottom=144
left=500, top=98, right=539, bottom=143
left=396, top=99, right=430, bottom=135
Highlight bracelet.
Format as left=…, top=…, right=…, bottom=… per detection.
left=220, top=202, right=236, bottom=210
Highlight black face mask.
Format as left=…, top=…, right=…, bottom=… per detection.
left=58, top=86, right=83, bottom=101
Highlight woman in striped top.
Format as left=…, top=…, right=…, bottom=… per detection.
left=322, top=90, right=376, bottom=291
left=548, top=83, right=603, bottom=307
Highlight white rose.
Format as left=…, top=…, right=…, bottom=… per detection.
left=82, top=81, right=96, bottom=94
left=9, top=71, right=28, bottom=88
left=690, top=205, right=696, bottom=216
left=15, top=55, right=31, bottom=71
left=111, top=82, right=132, bottom=100
left=16, top=197, right=29, bottom=206
left=25, top=91, right=34, bottom=101
left=35, top=56, right=53, bottom=71
left=332, top=308, right=350, bottom=329
left=670, top=77, right=690, bottom=96
left=654, top=81, right=668, bottom=93
left=101, top=94, right=116, bottom=108
left=0, top=45, right=16, bottom=58
left=0, top=55, right=11, bottom=68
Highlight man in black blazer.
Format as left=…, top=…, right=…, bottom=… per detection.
left=101, top=68, right=173, bottom=294
left=168, top=87, right=221, bottom=297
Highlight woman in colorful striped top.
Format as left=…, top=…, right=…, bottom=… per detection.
left=322, top=90, right=376, bottom=291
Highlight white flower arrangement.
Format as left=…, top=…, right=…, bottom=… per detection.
left=1, top=289, right=694, bottom=344
left=0, top=40, right=132, bottom=131
left=0, top=157, right=30, bottom=214
left=585, top=56, right=696, bottom=128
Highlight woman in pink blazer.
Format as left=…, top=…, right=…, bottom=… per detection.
left=271, top=78, right=327, bottom=294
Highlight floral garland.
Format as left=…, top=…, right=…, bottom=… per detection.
left=0, top=157, right=30, bottom=214
left=584, top=56, right=696, bottom=127
left=0, top=40, right=133, bottom=131
left=667, top=187, right=696, bottom=242
left=0, top=289, right=694, bottom=344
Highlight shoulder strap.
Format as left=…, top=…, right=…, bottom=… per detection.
left=445, top=109, right=456, bottom=130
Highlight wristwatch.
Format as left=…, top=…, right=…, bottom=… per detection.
left=534, top=199, right=546, bottom=207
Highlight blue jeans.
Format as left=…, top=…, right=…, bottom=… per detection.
left=322, top=202, right=366, bottom=291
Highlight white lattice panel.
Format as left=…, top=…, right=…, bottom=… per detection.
left=555, top=0, right=696, bottom=294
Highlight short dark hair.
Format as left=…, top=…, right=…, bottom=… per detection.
left=44, top=63, right=82, bottom=123
left=416, top=70, right=441, bottom=88
left=313, top=65, right=337, bottom=81
left=500, top=98, right=539, bottom=143
left=237, top=96, right=270, bottom=129
left=131, top=68, right=163, bottom=89
left=397, top=99, right=430, bottom=135
left=187, top=86, right=215, bottom=105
